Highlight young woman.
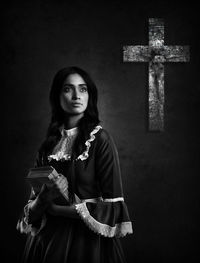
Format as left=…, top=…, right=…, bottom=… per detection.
left=17, top=66, right=133, bottom=263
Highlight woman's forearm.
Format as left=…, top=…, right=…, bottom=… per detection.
left=52, top=204, right=79, bottom=219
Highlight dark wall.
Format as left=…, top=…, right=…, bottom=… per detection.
left=1, top=1, right=199, bottom=262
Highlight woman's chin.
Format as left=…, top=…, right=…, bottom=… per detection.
left=68, top=110, right=85, bottom=116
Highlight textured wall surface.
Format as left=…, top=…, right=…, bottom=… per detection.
left=1, top=1, right=199, bottom=262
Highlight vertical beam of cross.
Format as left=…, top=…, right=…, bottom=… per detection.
left=123, top=18, right=190, bottom=131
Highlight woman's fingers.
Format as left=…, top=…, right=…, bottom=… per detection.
left=48, top=173, right=68, bottom=198
left=54, top=175, right=68, bottom=190
left=50, top=173, right=60, bottom=183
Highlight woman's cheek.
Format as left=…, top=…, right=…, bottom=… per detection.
left=60, top=95, right=71, bottom=112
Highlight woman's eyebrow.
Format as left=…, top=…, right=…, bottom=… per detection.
left=63, top=84, right=74, bottom=87
left=63, top=83, right=87, bottom=87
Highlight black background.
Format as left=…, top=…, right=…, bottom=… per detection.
left=1, top=0, right=200, bottom=262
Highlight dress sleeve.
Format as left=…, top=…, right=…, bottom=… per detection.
left=75, top=129, right=133, bottom=238
left=16, top=151, right=47, bottom=236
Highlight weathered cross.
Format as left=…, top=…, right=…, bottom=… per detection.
left=123, top=18, right=190, bottom=131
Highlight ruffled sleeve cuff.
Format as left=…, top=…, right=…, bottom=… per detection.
left=75, top=198, right=133, bottom=238
left=16, top=200, right=46, bottom=236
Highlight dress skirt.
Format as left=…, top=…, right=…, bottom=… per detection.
left=22, top=214, right=127, bottom=263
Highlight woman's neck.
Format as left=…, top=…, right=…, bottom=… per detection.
left=63, top=113, right=84, bottom=129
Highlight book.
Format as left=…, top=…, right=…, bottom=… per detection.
left=26, top=166, right=69, bottom=202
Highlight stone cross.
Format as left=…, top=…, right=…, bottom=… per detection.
left=123, top=18, right=190, bottom=131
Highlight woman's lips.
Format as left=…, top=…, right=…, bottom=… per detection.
left=71, top=102, right=83, bottom=107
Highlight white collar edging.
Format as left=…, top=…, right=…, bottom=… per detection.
left=76, top=125, right=102, bottom=161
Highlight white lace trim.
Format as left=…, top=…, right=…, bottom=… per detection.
left=48, top=152, right=72, bottom=161
left=103, top=197, right=124, bottom=202
left=48, top=125, right=102, bottom=162
left=48, top=127, right=78, bottom=162
left=16, top=200, right=47, bottom=236
left=81, top=197, right=124, bottom=203
left=76, top=125, right=102, bottom=161
left=81, top=197, right=103, bottom=203
left=75, top=202, right=133, bottom=238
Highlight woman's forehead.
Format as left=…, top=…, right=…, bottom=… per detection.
left=63, top=73, right=86, bottom=85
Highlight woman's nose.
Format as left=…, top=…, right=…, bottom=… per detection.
left=72, top=88, right=80, bottom=100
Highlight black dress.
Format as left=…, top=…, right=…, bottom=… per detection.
left=17, top=126, right=133, bottom=263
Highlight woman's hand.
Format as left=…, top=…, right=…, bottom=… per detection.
left=53, top=174, right=69, bottom=200
left=37, top=174, right=68, bottom=204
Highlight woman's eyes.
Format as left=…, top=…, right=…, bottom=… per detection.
left=63, top=86, right=71, bottom=92
left=63, top=86, right=88, bottom=93
left=80, top=86, right=88, bottom=92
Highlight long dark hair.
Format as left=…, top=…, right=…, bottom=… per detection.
left=39, top=66, right=100, bottom=162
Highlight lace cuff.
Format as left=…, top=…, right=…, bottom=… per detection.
left=16, top=200, right=46, bottom=236
left=75, top=201, right=133, bottom=238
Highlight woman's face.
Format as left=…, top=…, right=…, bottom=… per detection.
left=60, top=73, right=89, bottom=116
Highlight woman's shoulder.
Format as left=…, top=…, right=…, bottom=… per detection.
left=93, top=126, right=114, bottom=145
left=91, top=126, right=119, bottom=158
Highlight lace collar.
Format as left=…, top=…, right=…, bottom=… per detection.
left=48, top=125, right=102, bottom=162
